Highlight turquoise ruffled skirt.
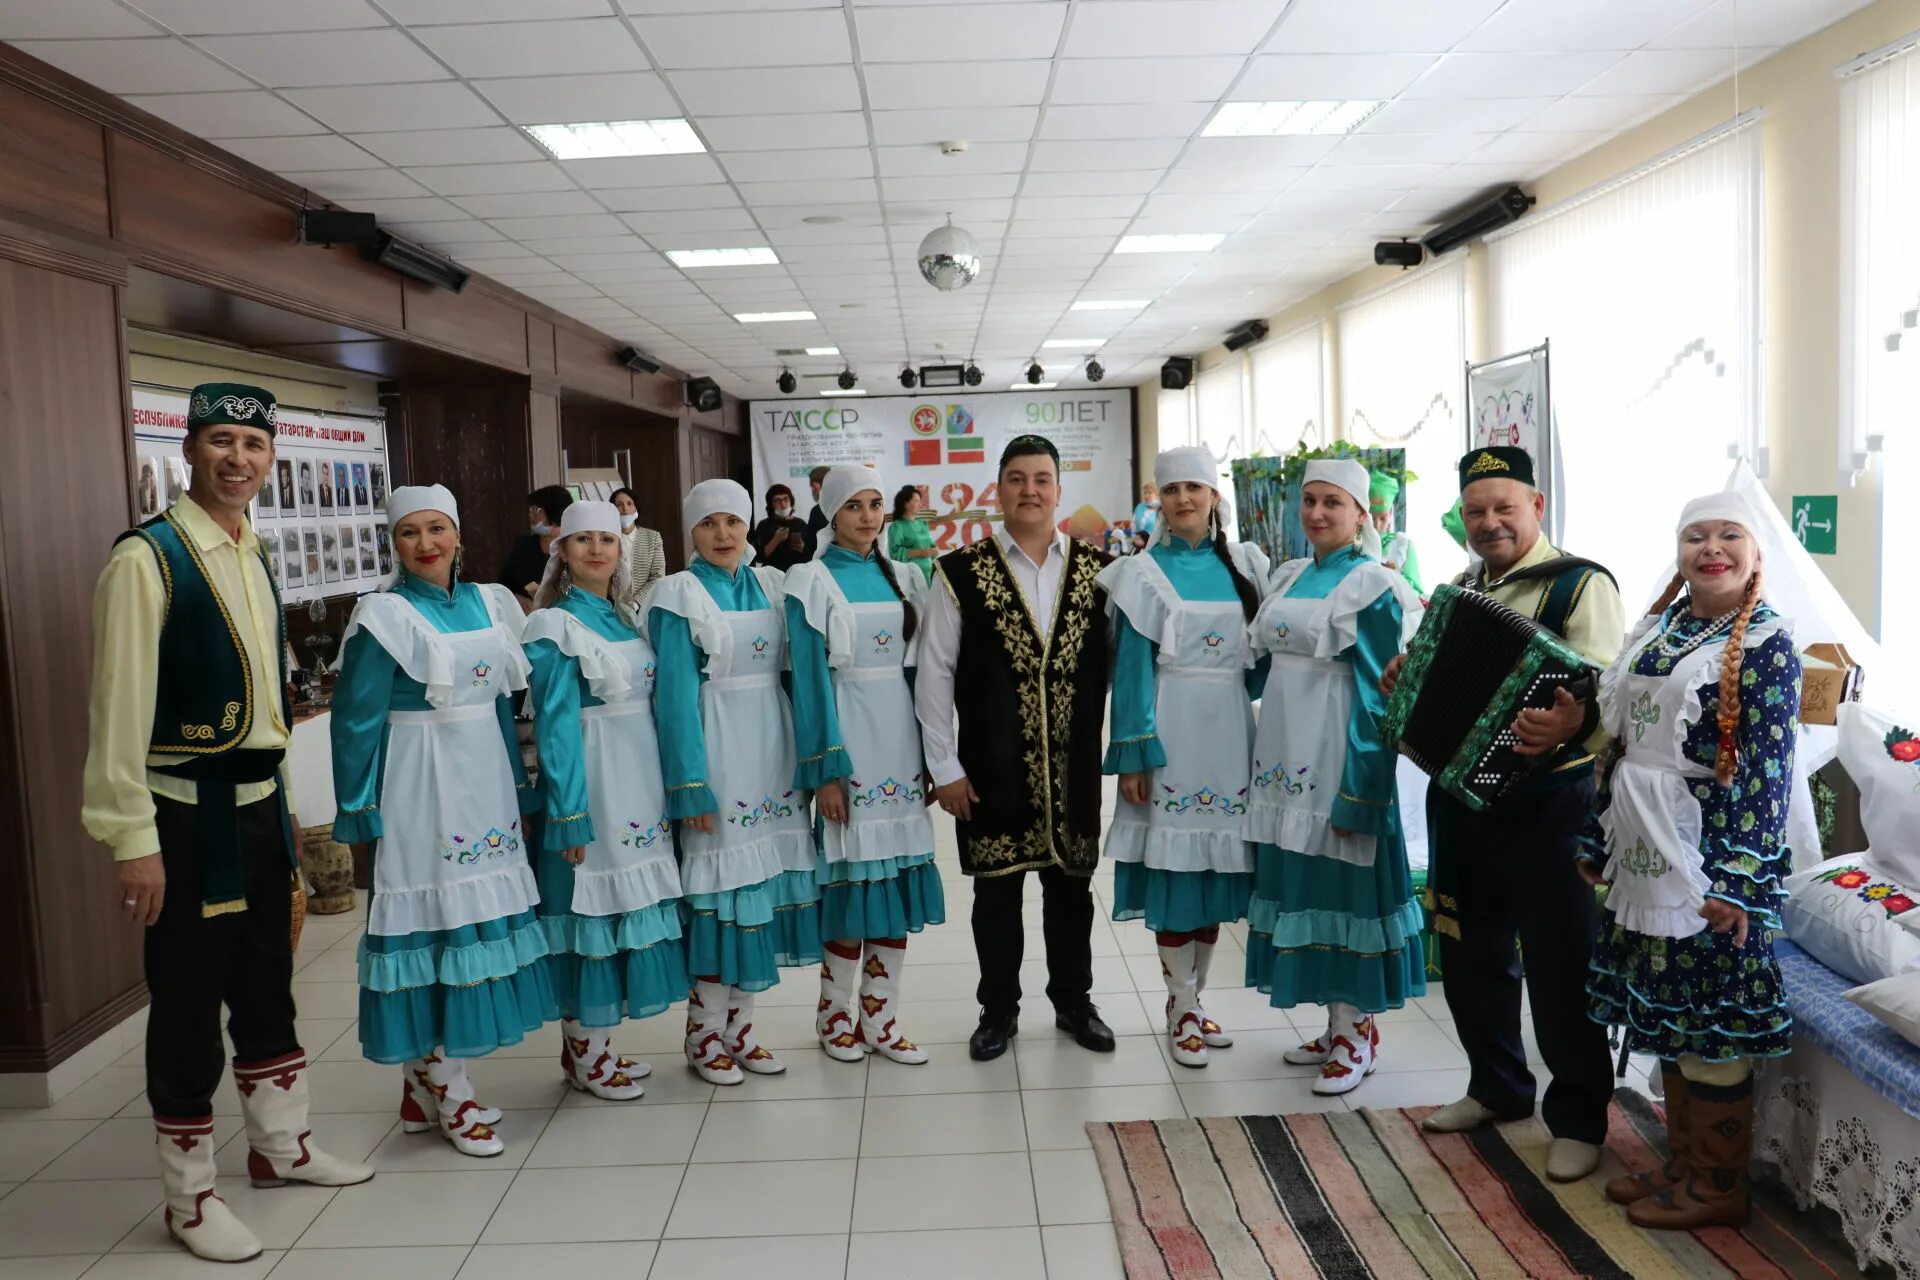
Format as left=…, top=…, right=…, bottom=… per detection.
left=681, top=868, right=823, bottom=992
left=1244, top=828, right=1427, bottom=1015
left=357, top=909, right=558, bottom=1065
left=817, top=851, right=947, bottom=940
left=534, top=844, right=688, bottom=1027
left=1110, top=862, right=1251, bottom=933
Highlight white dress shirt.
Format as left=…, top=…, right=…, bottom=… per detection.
left=915, top=526, right=1071, bottom=788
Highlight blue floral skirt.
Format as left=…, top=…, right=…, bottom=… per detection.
left=681, top=868, right=823, bottom=992
left=1586, top=911, right=1793, bottom=1061
left=1244, top=833, right=1426, bottom=1014
left=1110, top=862, right=1251, bottom=933
left=357, top=909, right=558, bottom=1065
left=817, top=851, right=946, bottom=941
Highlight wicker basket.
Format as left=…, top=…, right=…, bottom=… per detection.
left=299, top=823, right=357, bottom=915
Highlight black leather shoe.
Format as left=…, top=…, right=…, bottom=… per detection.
left=968, top=1012, right=1017, bottom=1061
left=1056, top=1005, right=1116, bottom=1053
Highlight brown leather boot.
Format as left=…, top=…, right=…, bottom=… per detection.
left=1626, top=1072, right=1751, bottom=1230
left=1607, top=1064, right=1688, bottom=1204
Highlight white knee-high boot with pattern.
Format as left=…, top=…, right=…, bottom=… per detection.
left=400, top=1052, right=505, bottom=1157
left=685, top=980, right=745, bottom=1085
left=234, top=1051, right=375, bottom=1188
left=1283, top=1006, right=1336, bottom=1066
left=560, top=1020, right=647, bottom=1101
left=858, top=942, right=927, bottom=1065
left=1160, top=939, right=1208, bottom=1068
left=818, top=943, right=868, bottom=1062
left=157, top=1114, right=262, bottom=1263
left=1192, top=938, right=1232, bottom=1047
left=724, top=989, right=785, bottom=1074
left=1311, top=1004, right=1378, bottom=1096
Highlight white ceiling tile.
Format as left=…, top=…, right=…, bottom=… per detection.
left=1157, top=165, right=1305, bottom=193
left=1020, top=169, right=1163, bottom=196
left=564, top=153, right=726, bottom=187
left=1466, top=131, right=1605, bottom=166
left=1457, top=0, right=1712, bottom=52
left=471, top=72, right=679, bottom=125
left=1265, top=0, right=1503, bottom=52
left=622, top=208, right=764, bottom=234
left=453, top=189, right=607, bottom=218
left=1324, top=131, right=1495, bottom=165
left=391, top=219, right=512, bottom=244
left=1234, top=53, right=1438, bottom=100
left=722, top=148, right=874, bottom=183
left=882, top=173, right=1020, bottom=201
left=864, top=60, right=1053, bottom=109
left=215, top=134, right=382, bottom=169
left=1179, top=135, right=1340, bottom=169
left=135, top=0, right=386, bottom=33
left=1285, top=163, right=1438, bottom=192
left=123, top=90, right=326, bottom=138
left=1017, top=194, right=1145, bottom=220
left=545, top=249, right=664, bottom=270
left=1040, top=103, right=1210, bottom=140
left=699, top=113, right=870, bottom=152
left=1514, top=93, right=1684, bottom=132
left=416, top=18, right=649, bottom=77
left=1124, top=212, right=1247, bottom=234
left=350, top=127, right=544, bottom=166
left=766, top=226, right=888, bottom=248
left=856, top=4, right=1067, bottom=61
left=480, top=268, right=579, bottom=285
left=751, top=203, right=882, bottom=228
left=1571, top=47, right=1756, bottom=97
left=1005, top=218, right=1128, bottom=239
left=386, top=0, right=615, bottom=20
left=487, top=213, right=633, bottom=239
left=668, top=66, right=863, bottom=115
left=284, top=168, right=429, bottom=200
left=11, top=37, right=250, bottom=93
left=738, top=178, right=881, bottom=206
left=1048, top=56, right=1242, bottom=105
left=1650, top=0, right=1872, bottom=49
left=1356, top=96, right=1558, bottom=134
left=1074, top=0, right=1288, bottom=56
left=876, top=142, right=1029, bottom=176
left=0, top=0, right=161, bottom=37
left=192, top=30, right=448, bottom=87
left=1028, top=138, right=1184, bottom=171
left=340, top=194, right=473, bottom=221
left=405, top=161, right=575, bottom=196
left=1138, top=191, right=1270, bottom=219
left=635, top=10, right=853, bottom=68
left=280, top=82, right=502, bottom=134
left=870, top=108, right=1039, bottom=146
left=1404, top=51, right=1626, bottom=99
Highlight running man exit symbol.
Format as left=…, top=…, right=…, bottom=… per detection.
left=1792, top=495, right=1837, bottom=554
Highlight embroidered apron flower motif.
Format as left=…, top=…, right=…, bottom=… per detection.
left=1629, top=690, right=1660, bottom=742
left=872, top=629, right=893, bottom=649
left=750, top=636, right=770, bottom=658
left=1201, top=630, right=1224, bottom=649
left=729, top=791, right=797, bottom=827
left=1155, top=783, right=1249, bottom=816
left=1886, top=726, right=1920, bottom=790
left=1253, top=759, right=1313, bottom=796
left=471, top=661, right=492, bottom=687
left=440, top=833, right=477, bottom=864
left=851, top=774, right=922, bottom=808
left=621, top=818, right=670, bottom=848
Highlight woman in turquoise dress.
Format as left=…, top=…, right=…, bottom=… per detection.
left=885, top=484, right=939, bottom=585
left=647, top=478, right=822, bottom=1085
left=332, top=485, right=553, bottom=1159
left=525, top=500, right=688, bottom=1102
left=787, top=466, right=947, bottom=1065
left=1244, top=459, right=1425, bottom=1098
left=1099, top=446, right=1270, bottom=1068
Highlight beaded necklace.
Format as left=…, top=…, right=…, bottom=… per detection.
left=1652, top=602, right=1738, bottom=660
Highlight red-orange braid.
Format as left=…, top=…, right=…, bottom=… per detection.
left=1649, top=571, right=1685, bottom=617
left=1714, top=570, right=1762, bottom=788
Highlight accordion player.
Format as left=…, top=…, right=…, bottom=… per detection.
left=1381, top=583, right=1599, bottom=811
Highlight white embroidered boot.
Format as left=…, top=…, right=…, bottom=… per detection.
left=234, top=1051, right=375, bottom=1188
left=401, top=1054, right=504, bottom=1157
left=1311, top=1004, right=1379, bottom=1097
left=1160, top=939, right=1208, bottom=1068
left=725, top=989, right=786, bottom=1074
left=1283, top=1006, right=1336, bottom=1066
left=560, top=1020, right=647, bottom=1101
left=156, top=1115, right=262, bottom=1263
left=1192, top=936, right=1233, bottom=1048
left=684, top=981, right=744, bottom=1085
left=858, top=941, right=928, bottom=1065
left=817, top=942, right=869, bottom=1063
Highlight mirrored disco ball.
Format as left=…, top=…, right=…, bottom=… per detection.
left=917, top=222, right=981, bottom=292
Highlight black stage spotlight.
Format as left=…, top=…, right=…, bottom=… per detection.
left=1025, top=360, right=1044, bottom=385
left=776, top=368, right=797, bottom=394
left=685, top=376, right=723, bottom=413
left=837, top=367, right=858, bottom=391
left=1160, top=356, right=1195, bottom=391
left=617, top=346, right=661, bottom=374
left=898, top=366, right=918, bottom=389
left=962, top=362, right=984, bottom=387
left=1373, top=239, right=1423, bottom=270
left=363, top=231, right=468, bottom=292
left=1085, top=358, right=1105, bottom=383
left=1424, top=185, right=1534, bottom=257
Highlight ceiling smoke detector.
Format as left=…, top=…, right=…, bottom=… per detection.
left=940, top=140, right=968, bottom=155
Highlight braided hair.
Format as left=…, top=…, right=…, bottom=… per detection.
left=1713, top=569, right=1763, bottom=788
left=831, top=504, right=917, bottom=644
left=1210, top=522, right=1261, bottom=622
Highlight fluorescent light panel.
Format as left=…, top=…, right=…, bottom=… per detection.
left=523, top=118, right=705, bottom=160
left=805, top=346, right=840, bottom=356
left=735, top=310, right=816, bottom=323
left=1115, top=233, right=1225, bottom=254
left=1203, top=100, right=1382, bottom=137
left=1071, top=299, right=1148, bottom=311
left=665, top=247, right=779, bottom=269
left=820, top=388, right=866, bottom=395
left=1042, top=338, right=1105, bottom=349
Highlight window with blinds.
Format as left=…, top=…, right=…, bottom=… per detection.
left=1249, top=320, right=1326, bottom=456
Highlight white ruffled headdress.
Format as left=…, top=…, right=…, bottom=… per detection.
left=814, top=464, right=888, bottom=555
left=379, top=484, right=459, bottom=590
left=534, top=499, right=624, bottom=608
left=1302, top=458, right=1384, bottom=560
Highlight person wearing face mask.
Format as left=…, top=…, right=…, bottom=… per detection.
left=524, top=501, right=686, bottom=1102
left=501, top=485, right=574, bottom=612
left=1581, top=493, right=1798, bottom=1231
left=752, top=483, right=811, bottom=573
left=1244, top=459, right=1425, bottom=1099
left=609, top=486, right=667, bottom=609
left=331, top=486, right=551, bottom=1160
left=786, top=466, right=945, bottom=1065
left=647, top=479, right=821, bottom=1084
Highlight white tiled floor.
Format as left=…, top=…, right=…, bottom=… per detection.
left=0, top=798, right=1604, bottom=1279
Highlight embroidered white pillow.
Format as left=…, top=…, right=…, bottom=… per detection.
left=1781, top=852, right=1920, bottom=985
left=1837, top=702, right=1920, bottom=884
left=1844, top=972, right=1920, bottom=1052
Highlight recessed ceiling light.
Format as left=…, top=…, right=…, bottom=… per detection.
left=1115, top=234, right=1225, bottom=254
left=1011, top=382, right=1058, bottom=391
left=1071, top=300, right=1148, bottom=311
left=522, top=118, right=705, bottom=160
left=820, top=388, right=867, bottom=396
left=1202, top=100, right=1382, bottom=137
left=735, top=310, right=816, bottom=323
left=802, top=215, right=845, bottom=225
left=665, top=247, right=779, bottom=269
left=805, top=346, right=840, bottom=356
left=1042, top=338, right=1105, bottom=349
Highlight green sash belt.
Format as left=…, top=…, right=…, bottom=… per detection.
left=153, top=749, right=294, bottom=916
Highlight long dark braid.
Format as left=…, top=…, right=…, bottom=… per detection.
left=1211, top=522, right=1261, bottom=622
left=871, top=547, right=919, bottom=645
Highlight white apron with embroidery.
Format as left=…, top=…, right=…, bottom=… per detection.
left=347, top=585, right=539, bottom=939
left=1598, top=613, right=1787, bottom=940
left=1104, top=555, right=1257, bottom=873
left=824, top=599, right=936, bottom=864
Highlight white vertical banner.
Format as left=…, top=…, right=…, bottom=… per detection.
left=1467, top=345, right=1562, bottom=542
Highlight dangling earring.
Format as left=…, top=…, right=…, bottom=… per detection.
left=559, top=566, right=573, bottom=598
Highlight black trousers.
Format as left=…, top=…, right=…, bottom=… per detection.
left=971, top=864, right=1095, bottom=1020
left=145, top=794, right=300, bottom=1118
left=1430, top=774, right=1615, bottom=1145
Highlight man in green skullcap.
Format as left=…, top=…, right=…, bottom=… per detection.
left=1367, top=468, right=1424, bottom=595
left=83, top=383, right=372, bottom=1263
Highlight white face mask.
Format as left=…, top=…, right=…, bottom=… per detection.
left=773, top=504, right=792, bottom=518
left=619, top=513, right=637, bottom=531
left=1147, top=498, right=1161, bottom=509
left=531, top=521, right=552, bottom=536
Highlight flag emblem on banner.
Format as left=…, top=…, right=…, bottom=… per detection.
left=910, top=405, right=941, bottom=436
left=947, top=439, right=984, bottom=465
left=905, top=439, right=941, bottom=467
left=945, top=405, right=975, bottom=436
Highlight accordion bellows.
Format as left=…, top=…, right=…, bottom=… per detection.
left=1382, top=583, right=1593, bottom=811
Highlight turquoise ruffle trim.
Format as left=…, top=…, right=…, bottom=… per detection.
left=358, top=909, right=552, bottom=993
left=1109, top=861, right=1250, bottom=932
left=356, top=909, right=557, bottom=1064
left=682, top=869, right=823, bottom=992
left=331, top=809, right=379, bottom=845
left=545, top=938, right=689, bottom=1027
left=541, top=811, right=596, bottom=855
left=1246, top=931, right=1426, bottom=1014
left=666, top=784, right=718, bottom=820
left=538, top=899, right=683, bottom=959
left=819, top=858, right=946, bottom=940
left=793, top=745, right=853, bottom=791
left=1246, top=895, right=1424, bottom=957
left=1102, top=735, right=1167, bottom=776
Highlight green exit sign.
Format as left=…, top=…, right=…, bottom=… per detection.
left=1792, top=495, right=1837, bottom=554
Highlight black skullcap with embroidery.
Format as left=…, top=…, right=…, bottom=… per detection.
left=998, top=433, right=1060, bottom=471
left=1457, top=445, right=1535, bottom=490
left=187, top=382, right=278, bottom=435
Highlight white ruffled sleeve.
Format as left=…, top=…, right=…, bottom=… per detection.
left=783, top=561, right=855, bottom=669
left=336, top=592, right=457, bottom=708
left=643, top=571, right=731, bottom=676
left=520, top=608, right=634, bottom=702
left=1096, top=555, right=1182, bottom=659
left=475, top=582, right=532, bottom=693
left=1310, top=560, right=1424, bottom=660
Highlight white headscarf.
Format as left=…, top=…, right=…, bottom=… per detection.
left=379, top=484, right=459, bottom=590
left=1675, top=491, right=1760, bottom=538
left=535, top=499, right=623, bottom=607
left=1147, top=446, right=1226, bottom=547
left=815, top=464, right=886, bottom=554
left=682, top=478, right=752, bottom=545
left=1302, top=458, right=1384, bottom=560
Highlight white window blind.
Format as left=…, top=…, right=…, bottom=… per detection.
left=1486, top=116, right=1762, bottom=602
left=1156, top=383, right=1193, bottom=453
left=1338, top=258, right=1466, bottom=586
left=1249, top=319, right=1326, bottom=455
left=1194, top=356, right=1247, bottom=509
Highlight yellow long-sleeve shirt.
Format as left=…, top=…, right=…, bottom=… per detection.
left=82, top=495, right=291, bottom=862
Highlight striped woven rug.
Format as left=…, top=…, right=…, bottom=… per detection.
left=1088, top=1089, right=1860, bottom=1279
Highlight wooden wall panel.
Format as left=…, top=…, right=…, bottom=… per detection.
left=560, top=402, right=683, bottom=564
left=527, top=317, right=555, bottom=376
left=529, top=388, right=561, bottom=488
left=403, top=279, right=529, bottom=372
left=553, top=327, right=633, bottom=405
left=385, top=385, right=533, bottom=593
left=0, top=81, right=110, bottom=237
